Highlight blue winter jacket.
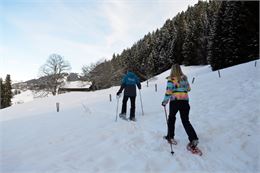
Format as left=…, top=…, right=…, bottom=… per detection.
left=118, top=71, right=141, bottom=96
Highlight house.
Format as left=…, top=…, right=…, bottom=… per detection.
left=58, top=81, right=92, bottom=94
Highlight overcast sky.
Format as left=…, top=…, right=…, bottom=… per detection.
left=0, top=0, right=198, bottom=81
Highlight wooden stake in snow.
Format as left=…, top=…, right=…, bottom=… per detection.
left=255, top=61, right=257, bottom=67
left=192, top=77, right=195, bottom=84
left=218, top=70, right=221, bottom=78
left=155, top=84, right=157, bottom=92
left=56, top=102, right=60, bottom=112
left=109, top=94, right=112, bottom=102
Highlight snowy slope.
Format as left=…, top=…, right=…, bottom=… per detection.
left=0, top=61, right=259, bottom=173
left=12, top=90, right=34, bottom=105
left=12, top=90, right=54, bottom=105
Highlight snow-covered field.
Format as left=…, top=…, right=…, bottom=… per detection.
left=12, top=90, right=34, bottom=105
left=12, top=90, right=54, bottom=105
left=0, top=61, right=259, bottom=173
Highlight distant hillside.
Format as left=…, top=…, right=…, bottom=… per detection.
left=12, top=73, right=87, bottom=90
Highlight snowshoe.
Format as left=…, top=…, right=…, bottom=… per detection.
left=187, top=140, right=202, bottom=156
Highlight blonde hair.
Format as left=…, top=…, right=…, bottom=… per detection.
left=170, top=64, right=185, bottom=81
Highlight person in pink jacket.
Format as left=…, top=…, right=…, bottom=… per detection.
left=162, top=64, right=199, bottom=149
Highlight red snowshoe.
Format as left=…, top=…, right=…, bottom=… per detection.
left=187, top=142, right=202, bottom=156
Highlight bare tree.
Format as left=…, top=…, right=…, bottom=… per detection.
left=82, top=59, right=115, bottom=90
left=40, top=54, right=71, bottom=95
left=82, top=63, right=98, bottom=81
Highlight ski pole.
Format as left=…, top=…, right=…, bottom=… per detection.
left=139, top=90, right=144, bottom=116
left=164, top=106, right=174, bottom=155
left=115, top=96, right=120, bottom=122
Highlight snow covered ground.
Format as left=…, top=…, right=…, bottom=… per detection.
left=12, top=90, right=54, bottom=106
left=12, top=90, right=34, bottom=105
left=0, top=61, right=259, bottom=173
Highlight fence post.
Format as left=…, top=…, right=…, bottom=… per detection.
left=192, top=77, right=195, bottom=84
left=255, top=61, right=257, bottom=67
left=155, top=84, right=157, bottom=92
left=147, top=80, right=149, bottom=87
left=218, top=70, right=221, bottom=78
left=56, top=102, right=60, bottom=112
left=109, top=94, right=112, bottom=102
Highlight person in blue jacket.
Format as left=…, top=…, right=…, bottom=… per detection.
left=117, top=69, right=141, bottom=121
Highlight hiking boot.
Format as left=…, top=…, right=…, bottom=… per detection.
left=129, top=117, right=136, bottom=121
left=168, top=138, right=177, bottom=145
left=164, top=136, right=177, bottom=145
left=189, top=139, right=199, bottom=149
left=119, top=113, right=127, bottom=119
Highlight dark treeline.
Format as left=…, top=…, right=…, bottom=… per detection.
left=0, top=75, right=13, bottom=109
left=84, top=1, right=259, bottom=90
left=208, top=1, right=259, bottom=70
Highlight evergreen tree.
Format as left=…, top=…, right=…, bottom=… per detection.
left=0, top=78, right=4, bottom=109
left=3, top=75, right=12, bottom=108
left=160, top=19, right=174, bottom=69
left=207, top=0, right=222, bottom=67
left=183, top=1, right=209, bottom=65
left=146, top=49, right=157, bottom=77
left=172, top=12, right=187, bottom=64
left=209, top=1, right=259, bottom=70
left=236, top=1, right=259, bottom=62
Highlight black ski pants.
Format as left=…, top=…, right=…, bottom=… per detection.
left=167, top=100, right=198, bottom=142
left=121, top=96, right=136, bottom=118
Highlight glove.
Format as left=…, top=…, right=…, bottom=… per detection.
left=161, top=100, right=167, bottom=107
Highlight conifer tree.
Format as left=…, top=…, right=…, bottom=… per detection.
left=172, top=12, right=187, bottom=64
left=182, top=1, right=209, bottom=65
left=209, top=1, right=259, bottom=70
left=3, top=75, right=12, bottom=108
left=0, top=78, right=4, bottom=109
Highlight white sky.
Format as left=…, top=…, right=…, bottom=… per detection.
left=0, top=0, right=198, bottom=82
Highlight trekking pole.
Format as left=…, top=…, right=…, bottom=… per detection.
left=163, top=106, right=174, bottom=155
left=139, top=90, right=144, bottom=116
left=115, top=96, right=120, bottom=122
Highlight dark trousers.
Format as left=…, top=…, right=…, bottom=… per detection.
left=167, top=100, right=198, bottom=142
left=121, top=96, right=136, bottom=118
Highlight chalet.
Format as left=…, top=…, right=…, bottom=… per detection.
left=58, top=81, right=92, bottom=93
